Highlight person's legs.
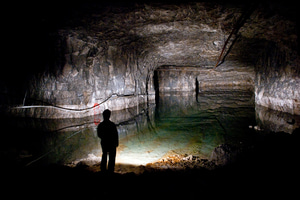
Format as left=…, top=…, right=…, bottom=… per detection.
left=101, top=150, right=108, bottom=171
left=108, top=148, right=116, bottom=172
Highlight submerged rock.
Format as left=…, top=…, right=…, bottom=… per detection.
left=210, top=144, right=238, bottom=166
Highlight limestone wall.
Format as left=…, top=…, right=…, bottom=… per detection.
left=156, top=64, right=254, bottom=92
left=255, top=44, right=300, bottom=115
left=15, top=31, right=155, bottom=118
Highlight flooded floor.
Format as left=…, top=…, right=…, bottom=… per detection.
left=2, top=88, right=300, bottom=200
left=117, top=89, right=256, bottom=165
left=1, top=88, right=299, bottom=171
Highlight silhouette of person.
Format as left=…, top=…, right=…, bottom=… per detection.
left=97, top=109, right=119, bottom=172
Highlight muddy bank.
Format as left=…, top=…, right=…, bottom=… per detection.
left=71, top=151, right=222, bottom=174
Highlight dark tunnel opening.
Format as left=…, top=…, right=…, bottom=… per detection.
left=153, top=69, right=160, bottom=107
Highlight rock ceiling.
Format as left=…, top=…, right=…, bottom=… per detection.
left=53, top=1, right=297, bottom=67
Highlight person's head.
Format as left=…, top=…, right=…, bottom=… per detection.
left=103, top=109, right=111, bottom=121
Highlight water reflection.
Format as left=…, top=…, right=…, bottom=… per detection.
left=3, top=88, right=298, bottom=168
left=144, top=89, right=256, bottom=162
left=255, top=104, right=300, bottom=134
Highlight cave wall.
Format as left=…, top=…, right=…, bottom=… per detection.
left=255, top=43, right=300, bottom=115
left=30, top=32, right=140, bottom=106
left=15, top=31, right=155, bottom=118
left=156, top=64, right=254, bottom=92
left=3, top=1, right=300, bottom=118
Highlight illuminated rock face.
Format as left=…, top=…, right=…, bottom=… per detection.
left=156, top=65, right=254, bottom=92
left=255, top=45, right=300, bottom=115
left=29, top=35, right=150, bottom=113
left=3, top=1, right=299, bottom=117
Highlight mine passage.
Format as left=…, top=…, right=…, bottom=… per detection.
left=1, top=1, right=300, bottom=198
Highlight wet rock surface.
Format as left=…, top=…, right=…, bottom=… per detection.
left=255, top=44, right=300, bottom=115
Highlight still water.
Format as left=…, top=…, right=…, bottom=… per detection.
left=1, top=88, right=298, bottom=168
